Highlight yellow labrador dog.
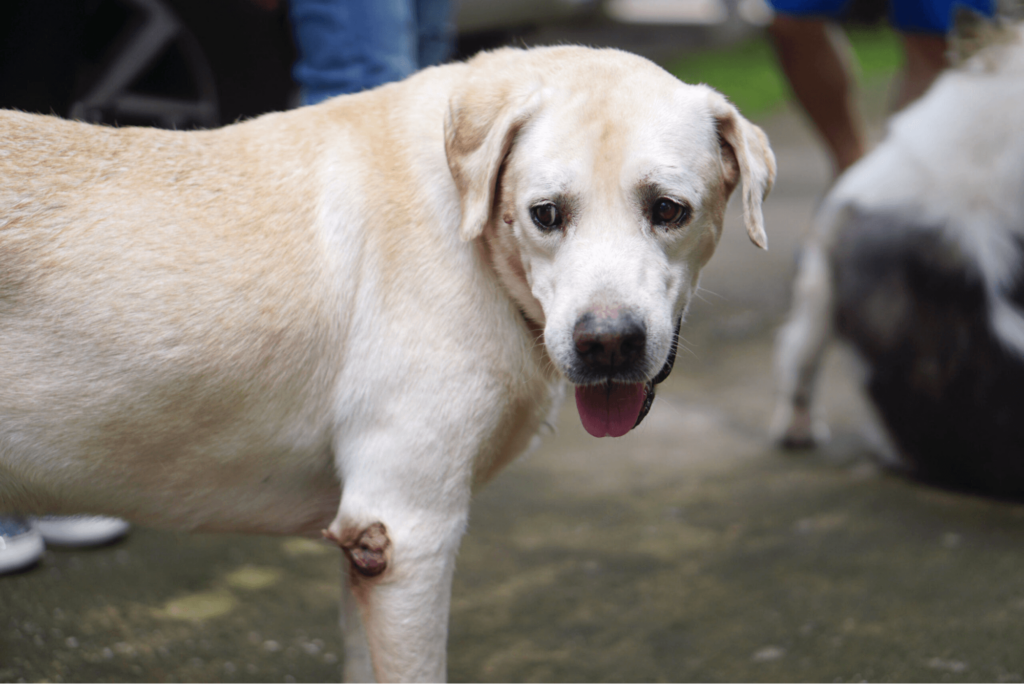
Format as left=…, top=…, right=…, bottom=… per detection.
left=0, top=46, right=773, bottom=681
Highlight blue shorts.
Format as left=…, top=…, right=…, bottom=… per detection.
left=767, top=0, right=995, bottom=33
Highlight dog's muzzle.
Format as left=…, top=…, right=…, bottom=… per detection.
left=569, top=308, right=681, bottom=437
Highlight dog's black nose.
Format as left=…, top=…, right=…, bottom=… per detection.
left=573, top=308, right=646, bottom=375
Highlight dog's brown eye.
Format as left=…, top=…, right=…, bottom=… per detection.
left=652, top=198, right=691, bottom=226
left=530, top=203, right=563, bottom=231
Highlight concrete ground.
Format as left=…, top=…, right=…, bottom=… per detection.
left=5, top=75, right=1024, bottom=684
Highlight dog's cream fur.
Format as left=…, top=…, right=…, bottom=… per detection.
left=0, top=46, right=774, bottom=681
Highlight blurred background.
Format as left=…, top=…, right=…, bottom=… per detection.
left=0, top=0, right=899, bottom=128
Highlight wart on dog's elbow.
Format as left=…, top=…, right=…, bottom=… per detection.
left=323, top=521, right=391, bottom=578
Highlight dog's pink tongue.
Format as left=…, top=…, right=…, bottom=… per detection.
left=574, top=383, right=646, bottom=438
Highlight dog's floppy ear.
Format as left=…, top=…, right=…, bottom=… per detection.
left=445, top=81, right=543, bottom=242
left=707, top=90, right=776, bottom=250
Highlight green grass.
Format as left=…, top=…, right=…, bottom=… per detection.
left=667, top=26, right=902, bottom=118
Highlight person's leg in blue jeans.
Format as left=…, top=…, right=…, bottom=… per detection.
left=289, top=0, right=452, bottom=106
left=415, top=0, right=455, bottom=70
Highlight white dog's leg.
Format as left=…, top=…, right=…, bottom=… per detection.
left=340, top=556, right=376, bottom=682
left=324, top=440, right=472, bottom=683
left=771, top=241, right=834, bottom=447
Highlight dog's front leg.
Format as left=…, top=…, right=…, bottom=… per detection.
left=324, top=447, right=471, bottom=683
left=339, top=558, right=375, bottom=682
left=771, top=240, right=834, bottom=447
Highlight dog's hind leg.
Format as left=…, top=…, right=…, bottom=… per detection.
left=771, top=239, right=834, bottom=448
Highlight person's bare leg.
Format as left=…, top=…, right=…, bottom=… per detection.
left=769, top=15, right=868, bottom=175
left=893, top=32, right=948, bottom=110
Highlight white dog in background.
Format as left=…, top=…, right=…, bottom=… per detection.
left=0, top=46, right=774, bottom=681
left=772, top=18, right=1024, bottom=495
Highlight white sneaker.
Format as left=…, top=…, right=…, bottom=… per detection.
left=34, top=516, right=130, bottom=547
left=0, top=516, right=45, bottom=574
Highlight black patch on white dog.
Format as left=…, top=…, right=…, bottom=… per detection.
left=832, top=208, right=1024, bottom=497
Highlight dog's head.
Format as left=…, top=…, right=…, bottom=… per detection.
left=445, top=47, right=775, bottom=437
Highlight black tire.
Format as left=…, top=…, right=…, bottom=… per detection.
left=0, top=0, right=295, bottom=129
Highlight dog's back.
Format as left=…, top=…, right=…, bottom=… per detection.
left=0, top=58, right=544, bottom=535
left=0, top=109, right=349, bottom=531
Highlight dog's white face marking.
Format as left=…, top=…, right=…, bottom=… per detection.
left=506, top=92, right=721, bottom=380
left=470, top=67, right=773, bottom=436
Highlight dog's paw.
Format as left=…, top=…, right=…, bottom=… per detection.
left=770, top=403, right=830, bottom=450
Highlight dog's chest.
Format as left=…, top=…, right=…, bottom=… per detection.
left=471, top=369, right=564, bottom=487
